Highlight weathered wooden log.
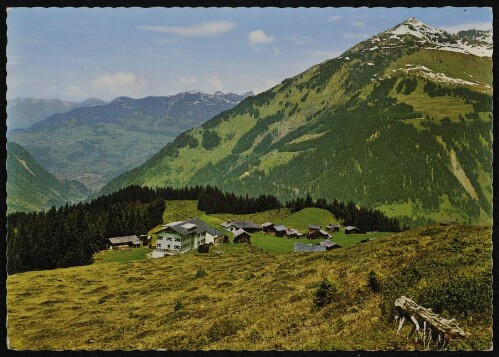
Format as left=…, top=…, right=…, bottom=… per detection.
left=394, top=295, right=467, bottom=345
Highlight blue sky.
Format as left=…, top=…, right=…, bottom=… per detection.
left=7, top=7, right=492, bottom=101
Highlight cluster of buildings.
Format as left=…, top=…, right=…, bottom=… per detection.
left=107, top=217, right=362, bottom=257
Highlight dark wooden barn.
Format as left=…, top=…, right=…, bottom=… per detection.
left=198, top=243, right=210, bottom=253
left=326, top=224, right=341, bottom=232
left=233, top=229, right=251, bottom=243
left=345, top=226, right=362, bottom=234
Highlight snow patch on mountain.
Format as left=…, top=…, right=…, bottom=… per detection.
left=375, top=17, right=492, bottom=58
left=388, top=64, right=491, bottom=88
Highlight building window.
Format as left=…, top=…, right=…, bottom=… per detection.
left=157, top=244, right=161, bottom=247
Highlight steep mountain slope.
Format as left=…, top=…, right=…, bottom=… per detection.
left=7, top=97, right=108, bottom=130
left=6, top=142, right=90, bottom=213
left=98, top=18, right=492, bottom=226
left=9, top=91, right=249, bottom=190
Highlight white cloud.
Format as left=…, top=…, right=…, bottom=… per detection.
left=441, top=22, right=492, bottom=33
left=273, top=47, right=282, bottom=56
left=137, top=21, right=236, bottom=37
left=327, top=15, right=343, bottom=22
left=352, top=21, right=366, bottom=27
left=343, top=32, right=369, bottom=40
left=207, top=75, right=224, bottom=90
left=248, top=29, right=275, bottom=51
left=91, top=72, right=146, bottom=97
left=178, top=76, right=197, bottom=85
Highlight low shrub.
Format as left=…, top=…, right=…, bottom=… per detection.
left=195, top=268, right=207, bottom=278
left=313, top=277, right=338, bottom=309
left=367, top=270, right=381, bottom=293
left=174, top=300, right=183, bottom=312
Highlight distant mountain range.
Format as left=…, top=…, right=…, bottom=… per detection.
left=8, top=91, right=251, bottom=191
left=7, top=97, right=108, bottom=130
left=6, top=142, right=90, bottom=213
left=97, top=18, right=492, bottom=226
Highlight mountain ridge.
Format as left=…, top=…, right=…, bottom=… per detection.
left=9, top=91, right=251, bottom=193
left=7, top=97, right=108, bottom=131
left=97, top=18, right=492, bottom=226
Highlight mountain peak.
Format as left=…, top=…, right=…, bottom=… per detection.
left=404, top=16, right=424, bottom=25
left=185, top=90, right=203, bottom=95
left=361, top=16, right=493, bottom=58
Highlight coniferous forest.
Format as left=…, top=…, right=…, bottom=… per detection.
left=7, top=184, right=400, bottom=274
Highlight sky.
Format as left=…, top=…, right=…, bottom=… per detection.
left=6, top=7, right=493, bottom=101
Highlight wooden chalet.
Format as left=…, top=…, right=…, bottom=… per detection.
left=261, top=222, right=274, bottom=232
left=222, top=220, right=261, bottom=233
left=326, top=224, right=341, bottom=232
left=308, top=224, right=321, bottom=233
left=345, top=226, right=362, bottom=234
left=286, top=228, right=302, bottom=238
left=108, top=235, right=141, bottom=249
left=233, top=229, right=251, bottom=243
left=320, top=239, right=340, bottom=250
left=307, top=229, right=331, bottom=240
left=270, top=224, right=288, bottom=237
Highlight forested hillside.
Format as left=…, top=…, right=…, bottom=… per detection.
left=6, top=142, right=90, bottom=213
left=99, top=18, right=492, bottom=226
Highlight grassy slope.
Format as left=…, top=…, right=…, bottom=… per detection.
left=7, top=224, right=491, bottom=350
left=93, top=247, right=151, bottom=264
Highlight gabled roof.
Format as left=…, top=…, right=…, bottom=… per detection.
left=161, top=218, right=224, bottom=237
left=273, top=224, right=287, bottom=232
left=326, top=223, right=341, bottom=228
left=320, top=239, right=338, bottom=248
left=180, top=222, right=197, bottom=230
left=286, top=228, right=300, bottom=235
left=163, top=221, right=185, bottom=228
left=233, top=228, right=250, bottom=238
left=294, top=243, right=326, bottom=252
left=309, top=225, right=321, bottom=230
left=319, top=229, right=331, bottom=237
left=345, top=226, right=359, bottom=230
left=221, top=221, right=232, bottom=228
left=109, top=235, right=140, bottom=244
left=261, top=222, right=274, bottom=228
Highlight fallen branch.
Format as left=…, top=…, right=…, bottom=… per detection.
left=394, top=296, right=466, bottom=349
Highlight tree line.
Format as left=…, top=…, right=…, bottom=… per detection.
left=285, top=194, right=401, bottom=232
left=197, top=186, right=401, bottom=232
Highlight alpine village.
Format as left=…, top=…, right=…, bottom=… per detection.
left=6, top=12, right=493, bottom=351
